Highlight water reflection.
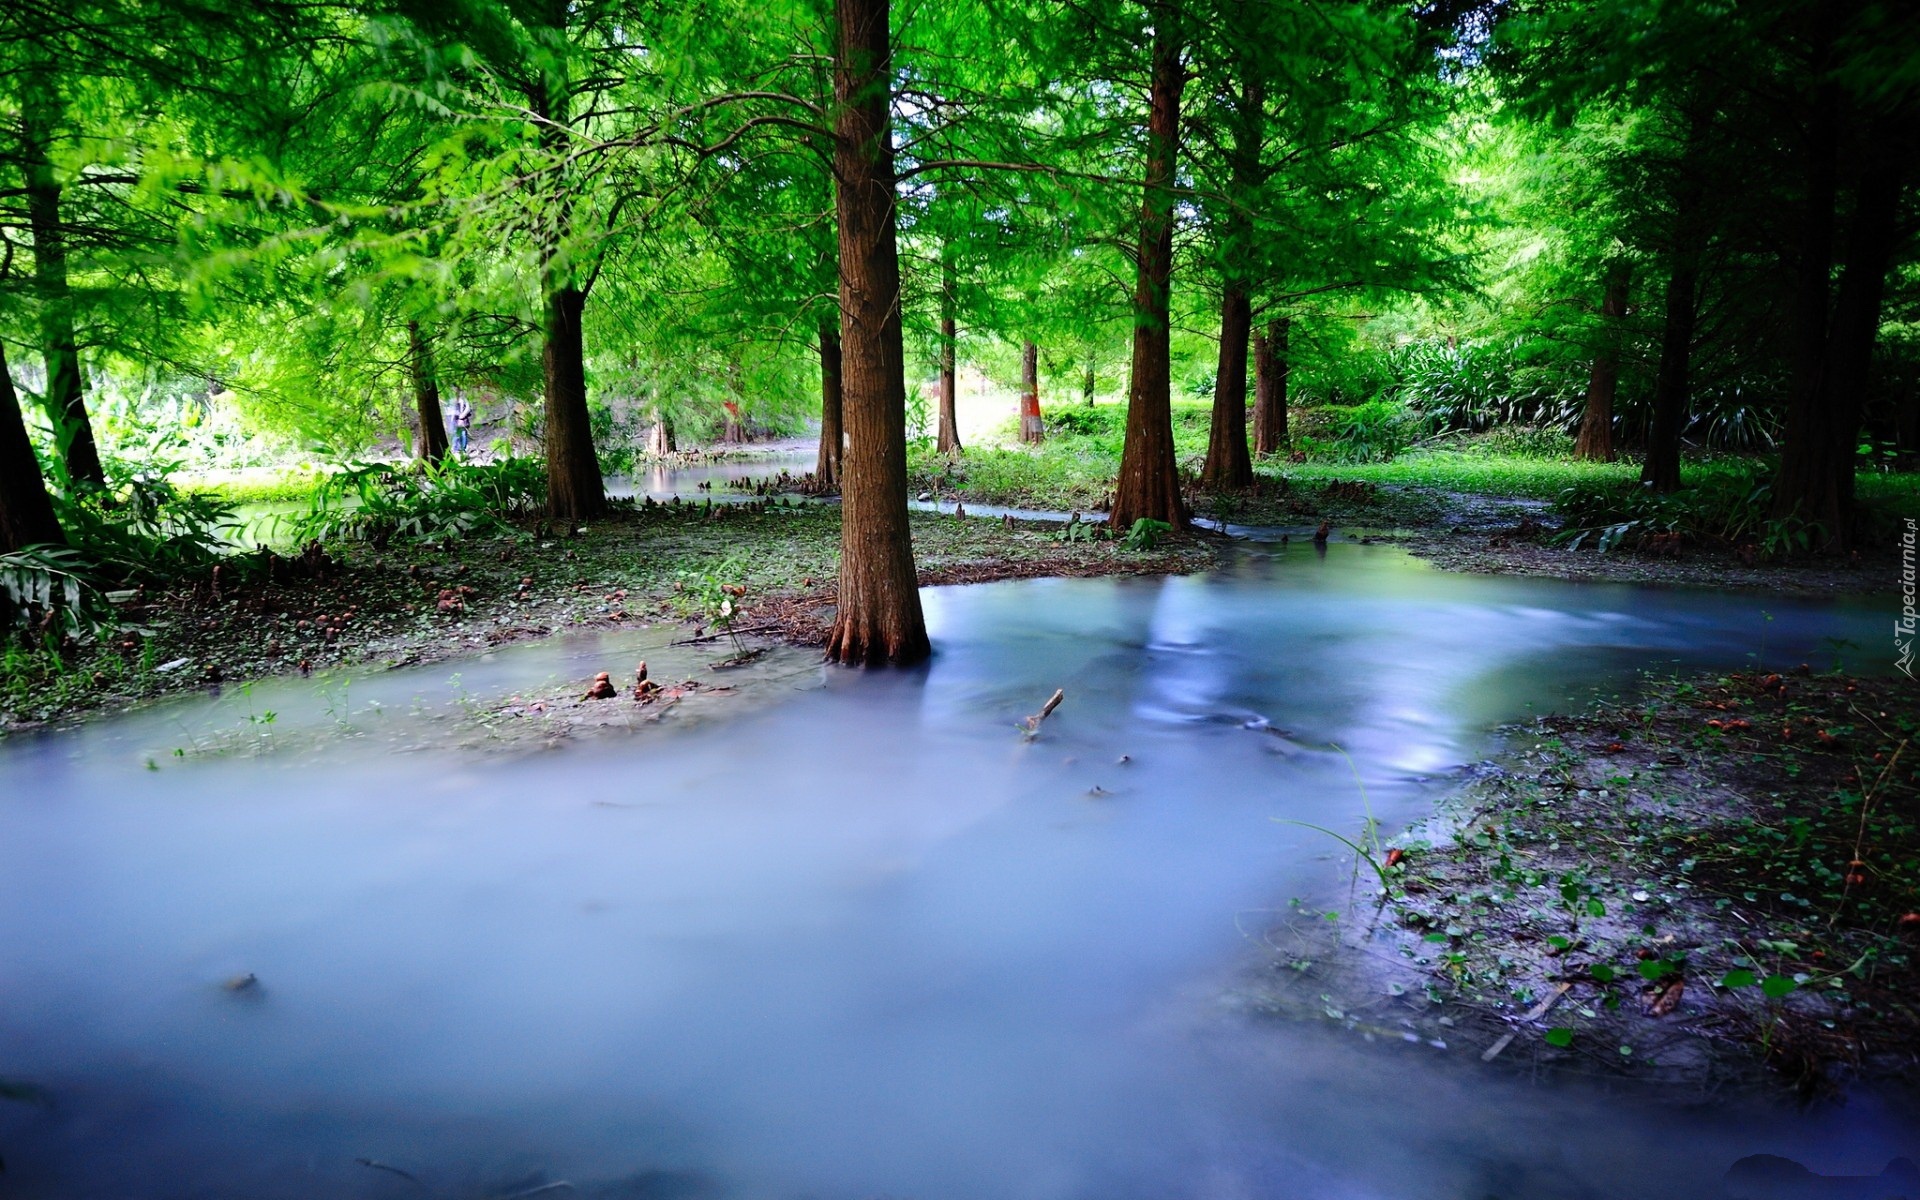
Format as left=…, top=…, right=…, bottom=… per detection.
left=0, top=544, right=1909, bottom=1199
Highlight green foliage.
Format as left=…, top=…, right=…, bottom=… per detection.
left=1552, top=471, right=1813, bottom=555
left=284, top=457, right=546, bottom=545
left=53, top=464, right=241, bottom=582
left=1121, top=518, right=1172, bottom=551
left=1394, top=339, right=1585, bottom=434
left=0, top=546, right=114, bottom=639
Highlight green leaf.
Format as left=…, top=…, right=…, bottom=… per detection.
left=1585, top=898, right=1606, bottom=917
left=1761, top=975, right=1798, bottom=999
left=1636, top=959, right=1674, bottom=982
left=1590, top=963, right=1616, bottom=983
left=1718, top=968, right=1757, bottom=989
left=1543, top=1027, right=1574, bottom=1048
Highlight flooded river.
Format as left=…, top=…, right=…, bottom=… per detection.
left=1, top=541, right=1912, bottom=1198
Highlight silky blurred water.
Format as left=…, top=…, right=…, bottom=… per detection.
left=1, top=542, right=1912, bottom=1199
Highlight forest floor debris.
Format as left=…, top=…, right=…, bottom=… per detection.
left=1237, top=668, right=1920, bottom=1097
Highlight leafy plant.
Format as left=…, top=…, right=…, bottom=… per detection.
left=1121, top=517, right=1172, bottom=551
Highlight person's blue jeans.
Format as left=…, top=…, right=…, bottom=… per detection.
left=453, top=425, right=469, bottom=453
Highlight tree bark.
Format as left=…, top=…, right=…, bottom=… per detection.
left=408, top=321, right=449, bottom=464
left=1252, top=317, right=1289, bottom=456
left=817, top=321, right=843, bottom=485
left=1083, top=358, right=1095, bottom=406
left=20, top=67, right=103, bottom=488
left=936, top=255, right=961, bottom=454
left=1019, top=341, right=1045, bottom=443
left=542, top=285, right=606, bottom=520
left=825, top=0, right=929, bottom=666
left=1201, top=286, right=1253, bottom=487
left=1574, top=261, right=1629, bottom=462
left=528, top=7, right=604, bottom=521
left=0, top=341, right=66, bottom=552
left=1110, top=13, right=1187, bottom=531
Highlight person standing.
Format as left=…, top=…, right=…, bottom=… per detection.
left=448, top=392, right=474, bottom=454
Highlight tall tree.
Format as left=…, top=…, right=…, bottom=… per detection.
left=825, top=0, right=929, bottom=665
left=1110, top=4, right=1187, bottom=530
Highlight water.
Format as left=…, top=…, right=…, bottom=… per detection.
left=2, top=543, right=1913, bottom=1199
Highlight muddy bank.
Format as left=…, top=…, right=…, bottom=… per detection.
left=1239, top=668, right=1920, bottom=1096
left=2, top=502, right=1215, bottom=733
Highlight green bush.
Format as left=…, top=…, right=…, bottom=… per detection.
left=285, top=456, right=547, bottom=545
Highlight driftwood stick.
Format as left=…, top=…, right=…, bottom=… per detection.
left=1022, top=688, right=1065, bottom=735
left=670, top=624, right=779, bottom=646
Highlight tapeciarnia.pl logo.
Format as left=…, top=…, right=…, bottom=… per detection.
left=1900, top=517, right=1916, bottom=679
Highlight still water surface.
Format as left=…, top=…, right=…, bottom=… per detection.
left=1, top=543, right=1913, bottom=1199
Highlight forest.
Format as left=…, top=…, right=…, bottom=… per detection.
left=2, top=0, right=1920, bottom=1195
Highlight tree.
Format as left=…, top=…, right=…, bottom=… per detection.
left=0, top=340, right=65, bottom=551
left=824, top=0, right=929, bottom=665
left=1110, top=2, right=1188, bottom=531
left=1574, top=260, right=1629, bottom=461
left=1252, top=317, right=1288, bottom=455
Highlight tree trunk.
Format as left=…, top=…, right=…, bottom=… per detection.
left=936, top=253, right=961, bottom=454
left=1018, top=341, right=1045, bottom=443
left=542, top=285, right=606, bottom=520
left=1201, top=286, right=1253, bottom=488
left=1639, top=254, right=1697, bottom=492
left=408, top=320, right=449, bottom=464
left=1574, top=262, right=1629, bottom=462
left=1772, top=78, right=1840, bottom=534
left=1776, top=150, right=1905, bottom=546
left=1110, top=13, right=1187, bottom=531
left=647, top=407, right=676, bottom=456
left=529, top=8, right=604, bottom=521
left=825, top=0, right=929, bottom=666
left=817, top=321, right=843, bottom=485
left=1253, top=317, right=1289, bottom=455
left=21, top=68, right=103, bottom=488
left=0, top=341, right=66, bottom=552
left=1083, top=358, right=1095, bottom=406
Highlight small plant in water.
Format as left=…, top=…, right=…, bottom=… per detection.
left=1122, top=518, right=1173, bottom=551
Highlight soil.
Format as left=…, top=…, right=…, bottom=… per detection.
left=1, top=500, right=1216, bottom=732
left=1237, top=668, right=1920, bottom=1097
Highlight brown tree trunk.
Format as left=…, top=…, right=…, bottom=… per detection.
left=542, top=285, right=606, bottom=520
left=1252, top=317, right=1289, bottom=456
left=1201, top=286, right=1253, bottom=488
left=1083, top=358, right=1095, bottom=406
left=0, top=341, right=66, bottom=552
left=21, top=69, right=103, bottom=488
left=1574, top=262, right=1629, bottom=462
left=825, top=0, right=929, bottom=666
left=1110, top=13, right=1187, bottom=531
left=528, top=8, right=604, bottom=521
left=1018, top=341, right=1045, bottom=443
left=817, top=321, right=843, bottom=485
left=936, top=256, right=961, bottom=454
left=408, top=321, right=449, bottom=464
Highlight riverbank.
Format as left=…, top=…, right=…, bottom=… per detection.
left=1240, top=666, right=1919, bottom=1097
left=0, top=501, right=1215, bottom=732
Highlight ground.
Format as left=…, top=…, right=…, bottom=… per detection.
left=1238, top=668, right=1919, bottom=1096
left=0, top=499, right=1214, bottom=731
